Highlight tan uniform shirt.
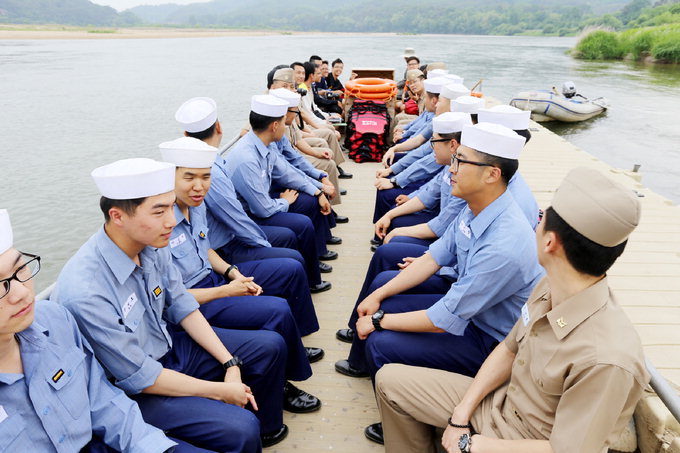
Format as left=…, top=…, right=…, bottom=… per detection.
left=480, top=276, right=649, bottom=453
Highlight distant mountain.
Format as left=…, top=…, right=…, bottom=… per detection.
left=124, top=0, right=630, bottom=35
left=0, top=0, right=139, bottom=26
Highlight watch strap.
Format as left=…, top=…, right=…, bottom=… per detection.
left=222, top=356, right=242, bottom=370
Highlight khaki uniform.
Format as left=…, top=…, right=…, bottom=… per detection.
left=376, top=276, right=649, bottom=453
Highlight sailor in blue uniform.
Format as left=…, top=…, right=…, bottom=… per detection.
left=174, top=97, right=331, bottom=293
left=0, top=210, right=186, bottom=453
left=159, top=137, right=324, bottom=395
left=52, top=158, right=291, bottom=450
left=223, top=95, right=337, bottom=263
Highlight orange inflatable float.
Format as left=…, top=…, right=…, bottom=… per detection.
left=345, top=78, right=397, bottom=101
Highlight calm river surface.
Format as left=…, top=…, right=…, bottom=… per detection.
left=1, top=33, right=679, bottom=287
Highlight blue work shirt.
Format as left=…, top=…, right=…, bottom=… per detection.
left=204, top=154, right=271, bottom=249
left=170, top=203, right=212, bottom=288
left=52, top=227, right=199, bottom=395
left=224, top=131, right=319, bottom=218
left=0, top=300, right=175, bottom=453
left=401, top=111, right=434, bottom=141
left=425, top=190, right=544, bottom=342
left=394, top=153, right=441, bottom=188
left=274, top=135, right=325, bottom=188
left=391, top=141, right=430, bottom=175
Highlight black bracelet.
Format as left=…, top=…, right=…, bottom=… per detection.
left=315, top=191, right=323, bottom=198
left=447, top=417, right=472, bottom=429
left=224, top=264, right=238, bottom=281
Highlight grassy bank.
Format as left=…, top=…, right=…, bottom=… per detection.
left=573, top=24, right=680, bottom=63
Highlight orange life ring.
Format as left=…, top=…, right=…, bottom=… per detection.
left=345, top=77, right=397, bottom=101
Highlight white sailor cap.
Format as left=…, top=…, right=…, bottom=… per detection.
left=452, top=95, right=485, bottom=114
left=442, top=73, right=464, bottom=85
left=428, top=69, right=449, bottom=78
left=160, top=137, right=218, bottom=169
left=433, top=112, right=472, bottom=135
left=269, top=88, right=302, bottom=109
left=251, top=94, right=288, bottom=118
left=92, top=158, right=176, bottom=200
left=0, top=210, right=12, bottom=255
left=423, top=77, right=448, bottom=94
left=478, top=105, right=531, bottom=131
left=441, top=83, right=469, bottom=101
left=461, top=123, right=525, bottom=160
left=175, top=97, right=218, bottom=133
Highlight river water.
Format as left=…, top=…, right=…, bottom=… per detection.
left=1, top=33, right=679, bottom=287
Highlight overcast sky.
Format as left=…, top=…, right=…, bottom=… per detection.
left=91, top=0, right=206, bottom=11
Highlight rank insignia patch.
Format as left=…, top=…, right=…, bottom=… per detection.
left=199, top=231, right=206, bottom=238
left=153, top=286, right=162, bottom=297
left=52, top=369, right=65, bottom=383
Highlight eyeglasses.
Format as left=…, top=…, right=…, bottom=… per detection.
left=429, top=138, right=450, bottom=149
left=450, top=155, right=495, bottom=173
left=0, top=252, right=41, bottom=299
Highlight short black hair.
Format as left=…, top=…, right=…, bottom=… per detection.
left=321, top=60, right=328, bottom=65
left=475, top=150, right=518, bottom=185
left=290, top=61, right=304, bottom=70
left=303, top=61, right=315, bottom=80
left=425, top=91, right=440, bottom=100
left=249, top=111, right=284, bottom=133
left=332, top=58, right=343, bottom=67
left=267, top=64, right=289, bottom=89
left=438, top=131, right=462, bottom=143
left=514, top=129, right=532, bottom=144
left=186, top=122, right=217, bottom=141
left=406, top=56, right=420, bottom=64
left=100, top=196, right=145, bottom=222
left=309, top=55, right=322, bottom=62
left=543, top=206, right=627, bottom=276
left=471, top=113, right=478, bottom=124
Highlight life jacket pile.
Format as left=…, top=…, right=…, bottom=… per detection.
left=344, top=100, right=391, bottom=163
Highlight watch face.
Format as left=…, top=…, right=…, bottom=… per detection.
left=458, top=434, right=469, bottom=450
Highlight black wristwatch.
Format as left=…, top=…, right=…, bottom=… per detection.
left=372, top=309, right=385, bottom=331
left=224, top=264, right=238, bottom=281
left=222, top=356, right=243, bottom=371
left=389, top=177, right=400, bottom=188
left=315, top=191, right=324, bottom=198
left=458, top=433, right=472, bottom=453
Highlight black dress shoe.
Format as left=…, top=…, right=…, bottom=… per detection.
left=338, top=166, right=353, bottom=179
left=370, top=244, right=378, bottom=252
left=335, top=328, right=354, bottom=343
left=340, top=188, right=347, bottom=196
left=283, top=382, right=322, bottom=413
left=310, top=280, right=332, bottom=293
left=334, top=215, right=349, bottom=223
left=364, top=422, right=384, bottom=445
left=261, top=424, right=288, bottom=448
left=319, top=250, right=338, bottom=261
left=370, top=238, right=381, bottom=245
left=335, top=359, right=369, bottom=378
left=326, top=235, right=342, bottom=245
left=318, top=262, right=333, bottom=273
left=305, top=347, right=325, bottom=363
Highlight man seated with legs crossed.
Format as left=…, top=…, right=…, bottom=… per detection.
left=376, top=166, right=649, bottom=453
left=341, top=123, right=546, bottom=443
left=52, top=158, right=289, bottom=450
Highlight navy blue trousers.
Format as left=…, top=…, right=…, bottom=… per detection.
left=365, top=294, right=500, bottom=381
left=389, top=236, right=434, bottom=247
left=132, top=327, right=287, bottom=451
left=84, top=436, right=213, bottom=453
left=193, top=271, right=312, bottom=382
left=233, top=259, right=319, bottom=336
left=347, top=270, right=452, bottom=372
left=372, top=180, right=429, bottom=242
left=390, top=210, right=438, bottom=230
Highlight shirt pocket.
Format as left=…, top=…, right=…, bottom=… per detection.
left=0, top=413, right=30, bottom=451
left=47, top=348, right=89, bottom=420
left=122, top=296, right=146, bottom=333
left=169, top=238, right=191, bottom=259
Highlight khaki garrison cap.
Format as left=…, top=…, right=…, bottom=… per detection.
left=552, top=167, right=641, bottom=247
left=406, top=69, right=424, bottom=82
left=426, top=62, right=447, bottom=71
left=273, top=68, right=295, bottom=84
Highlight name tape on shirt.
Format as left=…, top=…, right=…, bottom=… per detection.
left=521, top=303, right=531, bottom=326
left=169, top=233, right=187, bottom=248
left=458, top=219, right=471, bottom=238
left=122, top=292, right=138, bottom=318
left=0, top=406, right=7, bottom=423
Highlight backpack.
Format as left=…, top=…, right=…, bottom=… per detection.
left=344, top=100, right=390, bottom=163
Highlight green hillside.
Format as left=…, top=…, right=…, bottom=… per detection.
left=0, top=0, right=138, bottom=26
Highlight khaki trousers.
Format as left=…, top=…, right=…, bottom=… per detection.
left=376, top=364, right=496, bottom=453
left=303, top=154, right=341, bottom=206
left=304, top=135, right=346, bottom=167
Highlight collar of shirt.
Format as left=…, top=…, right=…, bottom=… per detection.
left=468, top=189, right=515, bottom=239
left=546, top=276, right=610, bottom=340
left=0, top=320, right=50, bottom=385
left=173, top=203, right=189, bottom=226
left=246, top=130, right=273, bottom=159
left=95, top=227, right=156, bottom=286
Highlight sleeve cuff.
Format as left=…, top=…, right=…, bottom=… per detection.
left=116, top=357, right=163, bottom=394
left=165, top=296, right=200, bottom=324
left=426, top=302, right=469, bottom=335
left=427, top=218, right=445, bottom=237
left=428, top=238, right=452, bottom=266
left=130, top=429, right=177, bottom=453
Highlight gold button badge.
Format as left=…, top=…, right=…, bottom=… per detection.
left=556, top=317, right=567, bottom=328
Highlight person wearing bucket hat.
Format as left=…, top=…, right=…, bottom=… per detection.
left=347, top=123, right=545, bottom=444
left=376, top=167, right=649, bottom=453
left=51, top=158, right=290, bottom=450
left=0, top=210, right=180, bottom=453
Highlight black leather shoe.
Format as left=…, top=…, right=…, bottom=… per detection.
left=335, top=328, right=354, bottom=343
left=335, top=359, right=369, bottom=378
left=334, top=215, right=349, bottom=223
left=319, top=250, right=338, bottom=261
left=310, top=280, right=332, bottom=293
left=261, top=424, right=288, bottom=448
left=338, top=166, right=353, bottom=179
left=340, top=188, right=347, bottom=196
left=370, top=244, right=378, bottom=252
left=370, top=238, right=381, bottom=245
left=305, top=347, right=325, bottom=363
left=327, top=235, right=342, bottom=245
left=364, top=422, right=384, bottom=445
left=318, top=262, right=333, bottom=273
left=283, top=382, right=322, bottom=413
